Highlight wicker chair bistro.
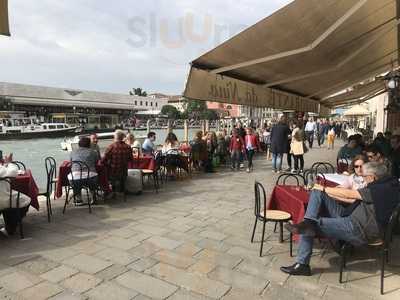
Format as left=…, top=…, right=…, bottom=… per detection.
left=251, top=181, right=293, bottom=257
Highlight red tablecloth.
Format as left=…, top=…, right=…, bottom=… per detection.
left=128, top=156, right=156, bottom=171
left=268, top=185, right=309, bottom=225
left=55, top=161, right=111, bottom=198
left=11, top=170, right=40, bottom=210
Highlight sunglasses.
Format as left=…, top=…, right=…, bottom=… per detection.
left=354, top=165, right=363, bottom=168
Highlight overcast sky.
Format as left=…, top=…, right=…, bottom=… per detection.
left=0, top=0, right=292, bottom=95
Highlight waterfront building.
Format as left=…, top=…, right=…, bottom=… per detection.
left=0, top=82, right=168, bottom=129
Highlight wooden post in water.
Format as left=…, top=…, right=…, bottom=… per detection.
left=167, top=119, right=172, bottom=133
left=146, top=120, right=151, bottom=134
left=184, top=119, right=189, bottom=142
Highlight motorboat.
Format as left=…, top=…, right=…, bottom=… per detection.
left=0, top=118, right=78, bottom=140
left=60, top=131, right=146, bottom=151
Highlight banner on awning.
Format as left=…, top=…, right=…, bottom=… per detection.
left=184, top=67, right=319, bottom=113
left=0, top=0, right=10, bottom=36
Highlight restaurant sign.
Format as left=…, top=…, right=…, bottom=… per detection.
left=184, top=67, right=319, bottom=113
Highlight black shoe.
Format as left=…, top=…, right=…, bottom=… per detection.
left=285, top=220, right=317, bottom=237
left=280, top=263, right=311, bottom=276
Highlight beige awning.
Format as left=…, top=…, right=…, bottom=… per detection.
left=0, top=0, right=10, bottom=36
left=321, top=79, right=386, bottom=107
left=184, top=0, right=397, bottom=111
left=343, top=104, right=370, bottom=116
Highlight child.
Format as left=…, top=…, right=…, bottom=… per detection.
left=290, top=128, right=305, bottom=173
left=229, top=129, right=245, bottom=171
left=244, top=128, right=261, bottom=172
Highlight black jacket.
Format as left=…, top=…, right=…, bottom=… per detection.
left=270, top=123, right=290, bottom=154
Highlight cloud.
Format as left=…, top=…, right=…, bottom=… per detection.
left=0, top=0, right=293, bottom=95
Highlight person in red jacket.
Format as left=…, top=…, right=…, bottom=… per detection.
left=244, top=127, right=261, bottom=172
left=229, top=129, right=245, bottom=171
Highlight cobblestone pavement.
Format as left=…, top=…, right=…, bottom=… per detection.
left=0, top=142, right=399, bottom=299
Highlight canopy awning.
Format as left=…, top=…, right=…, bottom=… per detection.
left=184, top=0, right=398, bottom=112
left=343, top=104, right=370, bottom=116
left=0, top=0, right=10, bottom=36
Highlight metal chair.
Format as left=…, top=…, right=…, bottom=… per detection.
left=275, top=173, right=306, bottom=186
left=0, top=178, right=24, bottom=238
left=336, top=158, right=350, bottom=174
left=251, top=181, right=292, bottom=257
left=9, top=161, right=26, bottom=171
left=339, top=203, right=400, bottom=295
left=64, top=161, right=96, bottom=214
left=45, top=157, right=59, bottom=200
left=311, top=162, right=335, bottom=174
left=38, top=157, right=56, bottom=222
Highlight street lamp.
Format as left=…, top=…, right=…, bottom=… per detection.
left=384, top=70, right=400, bottom=112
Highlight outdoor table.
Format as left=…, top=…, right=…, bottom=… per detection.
left=128, top=155, right=156, bottom=171
left=319, top=173, right=349, bottom=187
left=11, top=170, right=40, bottom=210
left=268, top=185, right=309, bottom=225
left=55, top=161, right=111, bottom=198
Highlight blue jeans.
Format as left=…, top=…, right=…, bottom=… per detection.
left=297, top=190, right=366, bottom=265
left=272, top=153, right=283, bottom=171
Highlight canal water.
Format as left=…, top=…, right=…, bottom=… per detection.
left=0, top=128, right=199, bottom=189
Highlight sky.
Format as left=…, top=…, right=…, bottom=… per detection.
left=0, top=0, right=293, bottom=95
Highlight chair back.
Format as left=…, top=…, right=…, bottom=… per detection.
left=154, top=151, right=164, bottom=170
left=384, top=203, right=400, bottom=246
left=70, top=161, right=90, bottom=182
left=311, top=162, right=335, bottom=174
left=337, top=158, right=350, bottom=174
left=0, top=177, right=13, bottom=209
left=304, top=170, right=326, bottom=186
left=275, top=173, right=306, bottom=186
left=10, top=161, right=26, bottom=171
left=254, top=181, right=267, bottom=219
left=44, top=157, right=56, bottom=195
left=165, top=149, right=180, bottom=167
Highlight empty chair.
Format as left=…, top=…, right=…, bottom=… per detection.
left=275, top=173, right=306, bottom=186
left=38, top=157, right=56, bottom=222
left=251, top=181, right=292, bottom=257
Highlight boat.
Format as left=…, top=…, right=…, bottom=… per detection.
left=0, top=118, right=78, bottom=140
left=60, top=131, right=146, bottom=151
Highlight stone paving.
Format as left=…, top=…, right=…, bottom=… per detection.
left=0, top=142, right=400, bottom=299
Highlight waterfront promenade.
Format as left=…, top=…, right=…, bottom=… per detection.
left=0, top=142, right=399, bottom=300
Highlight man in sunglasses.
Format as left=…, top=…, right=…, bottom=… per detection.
left=365, top=144, right=392, bottom=174
left=281, top=162, right=399, bottom=276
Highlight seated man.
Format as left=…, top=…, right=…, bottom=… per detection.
left=281, top=162, right=399, bottom=276
left=102, top=130, right=133, bottom=199
left=69, top=137, right=99, bottom=205
left=365, top=144, right=392, bottom=173
left=142, top=132, right=156, bottom=155
left=337, top=135, right=362, bottom=160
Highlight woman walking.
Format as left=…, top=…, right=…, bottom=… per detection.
left=244, top=127, right=261, bottom=172
left=229, top=129, right=245, bottom=171
left=327, top=122, right=336, bottom=150
left=290, top=125, right=305, bottom=173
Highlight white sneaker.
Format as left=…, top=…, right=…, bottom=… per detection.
left=246, top=168, right=250, bottom=173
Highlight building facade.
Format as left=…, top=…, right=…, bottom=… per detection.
left=0, top=82, right=168, bottom=129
